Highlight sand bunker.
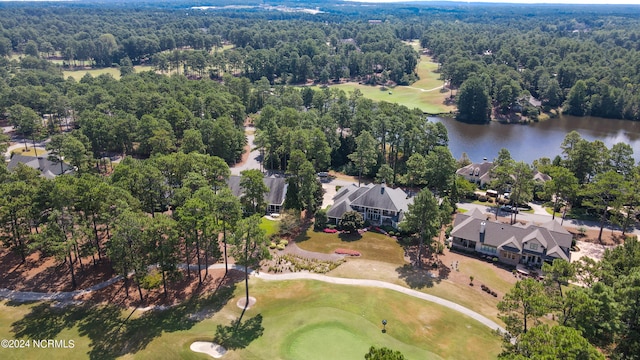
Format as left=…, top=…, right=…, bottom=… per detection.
left=190, top=341, right=227, bottom=358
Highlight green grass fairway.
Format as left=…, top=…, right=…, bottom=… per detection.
left=62, top=66, right=155, bottom=81
left=296, top=229, right=405, bottom=264
left=217, top=280, right=500, bottom=360
left=329, top=81, right=452, bottom=114
left=317, top=52, right=453, bottom=114
left=414, top=58, right=445, bottom=91
left=1, top=279, right=501, bottom=359
left=283, top=321, right=372, bottom=360
left=279, top=312, right=440, bottom=360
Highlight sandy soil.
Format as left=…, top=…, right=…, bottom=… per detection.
left=190, top=341, right=227, bottom=358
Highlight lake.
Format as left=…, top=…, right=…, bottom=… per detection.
left=430, top=115, right=640, bottom=164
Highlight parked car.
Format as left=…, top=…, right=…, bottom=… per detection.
left=500, top=205, right=519, bottom=213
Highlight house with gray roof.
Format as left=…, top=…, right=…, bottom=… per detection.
left=227, top=175, right=287, bottom=214
left=456, top=161, right=494, bottom=187
left=456, top=161, right=551, bottom=189
left=450, top=208, right=572, bottom=266
left=7, top=154, right=74, bottom=179
left=327, top=183, right=413, bottom=229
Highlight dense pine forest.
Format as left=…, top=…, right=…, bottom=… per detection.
left=2, top=1, right=640, bottom=120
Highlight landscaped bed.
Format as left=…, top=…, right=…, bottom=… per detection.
left=334, top=248, right=361, bottom=256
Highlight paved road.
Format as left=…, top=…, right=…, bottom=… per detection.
left=457, top=202, right=640, bottom=236
left=230, top=130, right=261, bottom=176
left=0, top=263, right=505, bottom=334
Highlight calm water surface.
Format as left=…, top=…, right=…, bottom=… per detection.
left=430, top=115, right=640, bottom=164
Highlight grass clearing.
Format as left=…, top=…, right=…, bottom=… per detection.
left=63, top=67, right=121, bottom=80
left=329, top=82, right=453, bottom=114
left=10, top=147, right=47, bottom=157
left=296, top=229, right=405, bottom=264
left=316, top=54, right=453, bottom=114
left=62, top=66, right=156, bottom=81
left=259, top=217, right=280, bottom=237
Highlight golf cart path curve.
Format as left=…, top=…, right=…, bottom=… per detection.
left=0, top=264, right=505, bottom=334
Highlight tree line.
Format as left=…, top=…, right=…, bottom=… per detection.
left=0, top=149, right=276, bottom=301
left=497, top=240, right=640, bottom=360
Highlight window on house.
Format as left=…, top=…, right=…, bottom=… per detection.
left=480, top=245, right=496, bottom=254
left=530, top=243, right=538, bottom=250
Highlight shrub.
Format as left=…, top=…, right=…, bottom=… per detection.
left=276, top=244, right=286, bottom=250
left=140, top=270, right=163, bottom=290
left=269, top=242, right=277, bottom=249
left=445, top=224, right=453, bottom=238
left=314, top=209, right=328, bottom=230
left=279, top=239, right=289, bottom=246
left=478, top=195, right=488, bottom=202
left=492, top=257, right=498, bottom=262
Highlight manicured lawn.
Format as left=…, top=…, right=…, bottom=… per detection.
left=328, top=251, right=518, bottom=324
left=10, top=147, right=46, bottom=157
left=217, top=280, right=501, bottom=360
left=63, top=67, right=121, bottom=80
left=329, top=82, right=453, bottom=114
left=1, top=280, right=502, bottom=359
left=296, top=229, right=405, bottom=265
left=62, top=65, right=155, bottom=81
left=413, top=57, right=445, bottom=91
left=313, top=53, right=453, bottom=114
left=259, top=217, right=280, bottom=237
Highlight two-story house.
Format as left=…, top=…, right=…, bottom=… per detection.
left=450, top=208, right=572, bottom=266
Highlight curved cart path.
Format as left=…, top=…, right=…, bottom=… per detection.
left=0, top=264, right=505, bottom=334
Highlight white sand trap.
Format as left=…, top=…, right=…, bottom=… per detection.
left=236, top=296, right=256, bottom=309
left=190, top=341, right=227, bottom=358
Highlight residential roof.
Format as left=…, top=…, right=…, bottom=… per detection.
left=456, top=161, right=494, bottom=184
left=456, top=161, right=551, bottom=184
left=327, top=183, right=413, bottom=220
left=227, top=175, right=287, bottom=206
left=7, top=154, right=74, bottom=179
left=451, top=214, right=572, bottom=261
left=533, top=170, right=552, bottom=182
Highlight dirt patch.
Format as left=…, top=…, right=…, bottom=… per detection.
left=0, top=246, right=246, bottom=308
left=565, top=226, right=629, bottom=246
left=0, top=248, right=114, bottom=293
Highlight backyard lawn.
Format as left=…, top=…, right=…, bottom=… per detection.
left=0, top=280, right=502, bottom=359
left=259, top=217, right=280, bottom=237
left=295, top=229, right=405, bottom=265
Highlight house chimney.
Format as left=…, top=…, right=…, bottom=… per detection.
left=480, top=221, right=486, bottom=234
left=483, top=157, right=487, bottom=162
left=380, top=182, right=385, bottom=194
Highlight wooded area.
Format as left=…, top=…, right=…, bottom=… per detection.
left=1, top=1, right=640, bottom=358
